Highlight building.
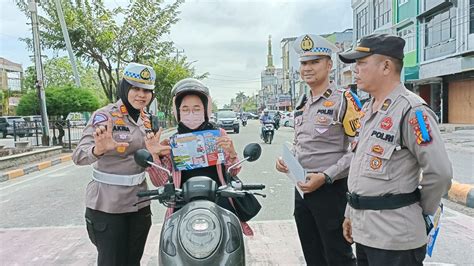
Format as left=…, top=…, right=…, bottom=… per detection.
left=351, top=0, right=474, bottom=123
left=0, top=57, right=24, bottom=115
left=258, top=35, right=287, bottom=111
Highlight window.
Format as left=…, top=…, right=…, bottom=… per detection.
left=399, top=0, right=408, bottom=5
left=356, top=6, right=369, bottom=39
left=470, top=0, right=474, bottom=34
left=398, top=24, right=416, bottom=53
left=424, top=8, right=457, bottom=60
left=374, top=0, right=392, bottom=29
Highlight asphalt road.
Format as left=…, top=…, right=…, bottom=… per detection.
left=0, top=120, right=473, bottom=265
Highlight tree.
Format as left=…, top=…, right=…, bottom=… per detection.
left=152, top=58, right=208, bottom=123
left=16, top=0, right=184, bottom=102
left=16, top=84, right=100, bottom=118
left=243, top=96, right=257, bottom=112
left=23, top=56, right=109, bottom=106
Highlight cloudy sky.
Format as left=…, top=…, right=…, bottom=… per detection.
left=0, top=0, right=353, bottom=107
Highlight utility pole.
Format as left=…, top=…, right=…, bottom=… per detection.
left=175, top=48, right=184, bottom=63
left=29, top=0, right=50, bottom=146
left=54, top=0, right=81, bottom=87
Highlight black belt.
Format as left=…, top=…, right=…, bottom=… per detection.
left=346, top=189, right=420, bottom=210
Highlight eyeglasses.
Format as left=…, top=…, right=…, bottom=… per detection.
left=179, top=107, right=204, bottom=115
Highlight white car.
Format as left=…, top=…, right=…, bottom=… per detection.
left=281, top=111, right=294, bottom=128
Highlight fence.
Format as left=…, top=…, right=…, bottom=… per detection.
left=9, top=119, right=171, bottom=149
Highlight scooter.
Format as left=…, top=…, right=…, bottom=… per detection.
left=134, top=143, right=265, bottom=266
left=260, top=122, right=274, bottom=144
left=242, top=116, right=248, bottom=127
left=273, top=117, right=280, bottom=130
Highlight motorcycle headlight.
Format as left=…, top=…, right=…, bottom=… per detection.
left=179, top=209, right=221, bottom=259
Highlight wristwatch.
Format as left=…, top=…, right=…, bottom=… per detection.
left=324, top=173, right=333, bottom=184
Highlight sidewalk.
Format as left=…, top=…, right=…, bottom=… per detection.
left=1, top=209, right=473, bottom=265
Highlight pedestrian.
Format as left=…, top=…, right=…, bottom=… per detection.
left=72, top=62, right=161, bottom=266
left=275, top=34, right=359, bottom=266
left=339, top=33, right=453, bottom=266
left=145, top=78, right=255, bottom=236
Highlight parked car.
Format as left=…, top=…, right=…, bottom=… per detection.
left=23, top=115, right=42, bottom=136
left=66, top=112, right=87, bottom=127
left=216, top=110, right=239, bottom=134
left=0, top=116, right=29, bottom=138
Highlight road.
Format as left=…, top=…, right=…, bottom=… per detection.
left=0, top=120, right=473, bottom=265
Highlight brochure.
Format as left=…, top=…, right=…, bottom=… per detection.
left=170, top=129, right=225, bottom=171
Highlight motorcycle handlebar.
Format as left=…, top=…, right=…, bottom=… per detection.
left=241, top=184, right=265, bottom=190
left=136, top=190, right=160, bottom=197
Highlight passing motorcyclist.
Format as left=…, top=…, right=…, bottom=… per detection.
left=260, top=109, right=273, bottom=137
left=146, top=78, right=254, bottom=235
left=273, top=111, right=281, bottom=129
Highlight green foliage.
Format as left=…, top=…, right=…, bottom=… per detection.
left=243, top=96, right=257, bottom=112
left=16, top=85, right=100, bottom=117
left=16, top=0, right=184, bottom=102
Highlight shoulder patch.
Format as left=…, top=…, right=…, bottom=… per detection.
left=342, top=91, right=362, bottom=137
left=409, top=110, right=432, bottom=145
left=93, top=113, right=108, bottom=126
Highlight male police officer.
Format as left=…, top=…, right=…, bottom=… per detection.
left=339, top=34, right=452, bottom=266
left=275, top=34, right=359, bottom=265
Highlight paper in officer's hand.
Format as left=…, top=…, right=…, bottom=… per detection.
left=282, top=143, right=306, bottom=198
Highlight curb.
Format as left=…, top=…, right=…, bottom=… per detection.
left=0, top=154, right=72, bottom=182
left=446, top=182, right=474, bottom=208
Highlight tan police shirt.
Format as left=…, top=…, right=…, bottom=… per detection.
left=72, top=99, right=151, bottom=213
left=293, top=83, right=360, bottom=183
left=346, top=83, right=452, bottom=250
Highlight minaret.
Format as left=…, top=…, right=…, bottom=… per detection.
left=266, top=35, right=275, bottom=74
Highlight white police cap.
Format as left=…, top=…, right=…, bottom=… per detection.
left=293, top=34, right=338, bottom=62
left=122, top=62, right=156, bottom=90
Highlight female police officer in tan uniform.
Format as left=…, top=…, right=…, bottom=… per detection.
left=73, top=62, right=162, bottom=266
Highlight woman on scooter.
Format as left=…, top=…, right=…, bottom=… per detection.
left=145, top=78, right=254, bottom=235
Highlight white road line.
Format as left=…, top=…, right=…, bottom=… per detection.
left=0, top=162, right=74, bottom=191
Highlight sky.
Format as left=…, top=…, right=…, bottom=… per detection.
left=0, top=0, right=353, bottom=107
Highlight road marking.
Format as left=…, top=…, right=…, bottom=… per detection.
left=0, top=162, right=74, bottom=191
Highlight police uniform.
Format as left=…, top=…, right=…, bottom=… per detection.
left=291, top=34, right=359, bottom=266
left=72, top=63, right=157, bottom=266
left=339, top=34, right=453, bottom=265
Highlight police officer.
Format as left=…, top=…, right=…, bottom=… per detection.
left=73, top=62, right=161, bottom=266
left=339, top=34, right=453, bottom=266
left=275, top=34, right=359, bottom=265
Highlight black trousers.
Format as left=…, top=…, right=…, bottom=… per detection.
left=294, top=178, right=356, bottom=266
left=85, top=206, right=152, bottom=266
left=356, top=243, right=426, bottom=266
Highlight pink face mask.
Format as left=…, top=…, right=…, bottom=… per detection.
left=180, top=112, right=205, bottom=129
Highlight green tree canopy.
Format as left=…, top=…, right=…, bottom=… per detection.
left=23, top=56, right=108, bottom=106
left=16, top=0, right=184, bottom=102
left=16, top=84, right=100, bottom=118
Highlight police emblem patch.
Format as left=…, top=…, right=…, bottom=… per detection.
left=380, top=117, right=393, bottom=130
left=370, top=157, right=382, bottom=170
left=301, top=35, right=314, bottom=51
left=111, top=112, right=123, bottom=118
left=140, top=68, right=151, bottom=80
left=92, top=113, right=108, bottom=126
left=316, top=115, right=328, bottom=124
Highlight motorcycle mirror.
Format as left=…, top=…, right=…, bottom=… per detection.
left=243, top=143, right=262, bottom=162
left=134, top=149, right=153, bottom=168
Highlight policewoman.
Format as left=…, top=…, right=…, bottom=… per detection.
left=73, top=62, right=161, bottom=266
left=339, top=34, right=452, bottom=266
left=275, top=34, right=359, bottom=265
